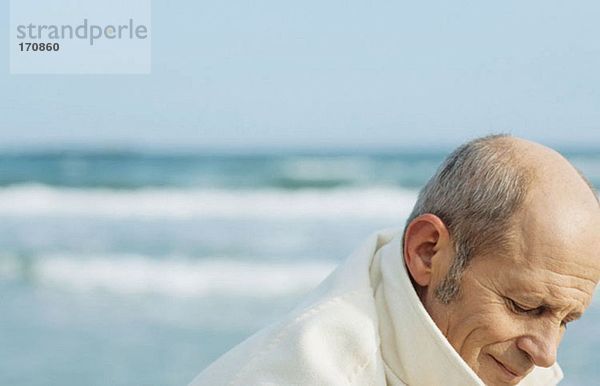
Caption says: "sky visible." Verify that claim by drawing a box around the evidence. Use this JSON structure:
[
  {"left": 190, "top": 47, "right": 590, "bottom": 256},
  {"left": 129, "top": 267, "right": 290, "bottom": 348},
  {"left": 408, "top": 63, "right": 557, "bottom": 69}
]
[{"left": 1, "top": 1, "right": 599, "bottom": 150}]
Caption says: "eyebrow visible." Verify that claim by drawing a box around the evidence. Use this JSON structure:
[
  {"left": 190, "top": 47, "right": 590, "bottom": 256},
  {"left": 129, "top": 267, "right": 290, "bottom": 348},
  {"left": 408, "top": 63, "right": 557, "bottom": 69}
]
[
  {"left": 514, "top": 294, "right": 585, "bottom": 320},
  {"left": 563, "top": 310, "right": 583, "bottom": 321},
  {"left": 538, "top": 303, "right": 583, "bottom": 321}
]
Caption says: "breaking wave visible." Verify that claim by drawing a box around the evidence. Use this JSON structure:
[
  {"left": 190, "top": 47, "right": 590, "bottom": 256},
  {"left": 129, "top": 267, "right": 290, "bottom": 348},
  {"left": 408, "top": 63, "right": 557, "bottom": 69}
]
[
  {"left": 0, "top": 184, "right": 418, "bottom": 219},
  {"left": 0, "top": 253, "right": 337, "bottom": 298}
]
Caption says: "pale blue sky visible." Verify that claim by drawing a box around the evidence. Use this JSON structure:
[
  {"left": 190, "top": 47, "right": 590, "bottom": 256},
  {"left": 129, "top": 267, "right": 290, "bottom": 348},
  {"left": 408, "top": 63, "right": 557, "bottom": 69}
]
[{"left": 1, "top": 1, "right": 599, "bottom": 149}]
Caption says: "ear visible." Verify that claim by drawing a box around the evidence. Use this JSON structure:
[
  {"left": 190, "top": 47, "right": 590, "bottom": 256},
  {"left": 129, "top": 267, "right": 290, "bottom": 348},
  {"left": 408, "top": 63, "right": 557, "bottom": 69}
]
[{"left": 403, "top": 214, "right": 451, "bottom": 287}]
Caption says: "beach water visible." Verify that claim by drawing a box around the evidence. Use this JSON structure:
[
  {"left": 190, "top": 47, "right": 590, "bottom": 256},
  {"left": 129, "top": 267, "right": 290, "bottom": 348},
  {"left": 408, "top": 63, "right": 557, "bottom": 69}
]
[{"left": 0, "top": 149, "right": 598, "bottom": 385}]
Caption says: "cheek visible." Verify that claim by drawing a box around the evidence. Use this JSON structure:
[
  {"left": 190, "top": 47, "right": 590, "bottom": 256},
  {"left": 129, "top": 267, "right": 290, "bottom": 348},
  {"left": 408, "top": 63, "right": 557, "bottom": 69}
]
[
  {"left": 448, "top": 303, "right": 520, "bottom": 364},
  {"left": 467, "top": 315, "right": 526, "bottom": 375}
]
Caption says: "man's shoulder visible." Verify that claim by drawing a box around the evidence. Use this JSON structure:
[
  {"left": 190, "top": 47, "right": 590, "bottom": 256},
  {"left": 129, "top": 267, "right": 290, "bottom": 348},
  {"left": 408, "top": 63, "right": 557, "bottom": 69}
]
[
  {"left": 189, "top": 229, "right": 403, "bottom": 386},
  {"left": 190, "top": 288, "right": 385, "bottom": 386}
]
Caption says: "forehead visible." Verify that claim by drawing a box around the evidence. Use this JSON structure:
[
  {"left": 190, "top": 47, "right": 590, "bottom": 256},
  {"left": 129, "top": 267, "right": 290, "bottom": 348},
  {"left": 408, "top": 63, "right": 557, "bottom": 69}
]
[
  {"left": 492, "top": 260, "right": 596, "bottom": 305},
  {"left": 512, "top": 195, "right": 600, "bottom": 283},
  {"left": 489, "top": 204, "right": 600, "bottom": 309}
]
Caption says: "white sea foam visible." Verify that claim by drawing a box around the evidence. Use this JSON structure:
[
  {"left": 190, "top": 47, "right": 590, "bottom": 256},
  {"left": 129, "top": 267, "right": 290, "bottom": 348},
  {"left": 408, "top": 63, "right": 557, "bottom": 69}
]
[
  {"left": 1, "top": 253, "right": 337, "bottom": 297},
  {"left": 0, "top": 184, "right": 418, "bottom": 219}
]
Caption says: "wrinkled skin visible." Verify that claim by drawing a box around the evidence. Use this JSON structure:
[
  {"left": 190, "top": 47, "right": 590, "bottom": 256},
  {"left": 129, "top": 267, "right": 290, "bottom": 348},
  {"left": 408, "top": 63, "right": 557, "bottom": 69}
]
[{"left": 404, "top": 138, "right": 600, "bottom": 386}]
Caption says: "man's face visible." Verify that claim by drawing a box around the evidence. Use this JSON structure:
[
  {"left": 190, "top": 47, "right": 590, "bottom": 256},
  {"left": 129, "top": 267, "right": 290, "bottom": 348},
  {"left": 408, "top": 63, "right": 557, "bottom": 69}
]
[{"left": 423, "top": 209, "right": 600, "bottom": 386}]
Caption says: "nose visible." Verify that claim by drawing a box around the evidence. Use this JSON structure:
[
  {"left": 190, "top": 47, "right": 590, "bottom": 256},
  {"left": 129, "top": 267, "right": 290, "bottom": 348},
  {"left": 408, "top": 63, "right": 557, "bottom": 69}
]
[{"left": 516, "top": 324, "right": 561, "bottom": 368}]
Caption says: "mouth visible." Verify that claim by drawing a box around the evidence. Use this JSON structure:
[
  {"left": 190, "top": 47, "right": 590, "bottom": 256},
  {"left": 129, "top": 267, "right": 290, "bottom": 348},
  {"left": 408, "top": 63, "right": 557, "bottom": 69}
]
[{"left": 489, "top": 354, "right": 524, "bottom": 382}]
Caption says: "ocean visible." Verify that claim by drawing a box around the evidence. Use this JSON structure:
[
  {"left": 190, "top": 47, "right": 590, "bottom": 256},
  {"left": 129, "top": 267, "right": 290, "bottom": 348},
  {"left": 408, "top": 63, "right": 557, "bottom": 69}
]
[{"left": 0, "top": 149, "right": 598, "bottom": 386}]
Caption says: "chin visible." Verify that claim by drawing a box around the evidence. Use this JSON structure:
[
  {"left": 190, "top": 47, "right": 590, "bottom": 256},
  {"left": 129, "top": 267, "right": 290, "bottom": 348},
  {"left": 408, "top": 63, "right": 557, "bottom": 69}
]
[
  {"left": 476, "top": 356, "right": 525, "bottom": 386},
  {"left": 478, "top": 375, "right": 522, "bottom": 386}
]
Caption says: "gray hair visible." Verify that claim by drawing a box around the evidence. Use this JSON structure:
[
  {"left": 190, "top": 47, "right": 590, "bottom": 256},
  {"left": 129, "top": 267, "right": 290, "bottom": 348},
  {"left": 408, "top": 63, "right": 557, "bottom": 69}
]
[{"left": 402, "top": 134, "right": 534, "bottom": 303}]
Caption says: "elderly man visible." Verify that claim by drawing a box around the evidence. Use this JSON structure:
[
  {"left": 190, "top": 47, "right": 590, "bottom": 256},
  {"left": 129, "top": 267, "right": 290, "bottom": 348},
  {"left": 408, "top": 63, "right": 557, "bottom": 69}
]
[{"left": 189, "top": 135, "right": 600, "bottom": 386}]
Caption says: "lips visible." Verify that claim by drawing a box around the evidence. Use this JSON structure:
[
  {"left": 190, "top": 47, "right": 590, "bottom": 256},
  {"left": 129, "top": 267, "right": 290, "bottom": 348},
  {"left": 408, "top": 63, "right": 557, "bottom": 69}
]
[{"left": 489, "top": 354, "right": 526, "bottom": 379}]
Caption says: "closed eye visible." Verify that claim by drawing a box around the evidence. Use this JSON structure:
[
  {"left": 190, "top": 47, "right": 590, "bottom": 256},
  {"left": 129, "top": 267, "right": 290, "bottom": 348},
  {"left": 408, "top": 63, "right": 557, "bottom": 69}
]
[
  {"left": 506, "top": 298, "right": 581, "bottom": 330},
  {"left": 506, "top": 298, "right": 545, "bottom": 317}
]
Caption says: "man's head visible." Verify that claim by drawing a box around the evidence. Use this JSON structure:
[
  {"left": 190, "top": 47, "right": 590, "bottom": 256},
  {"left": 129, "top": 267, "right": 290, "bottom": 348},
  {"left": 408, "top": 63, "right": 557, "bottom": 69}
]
[{"left": 402, "top": 135, "right": 600, "bottom": 386}]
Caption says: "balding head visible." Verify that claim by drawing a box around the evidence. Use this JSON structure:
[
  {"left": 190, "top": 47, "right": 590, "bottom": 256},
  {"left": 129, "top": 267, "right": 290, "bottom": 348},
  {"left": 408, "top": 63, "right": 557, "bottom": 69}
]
[
  {"left": 507, "top": 137, "right": 599, "bottom": 208},
  {"left": 507, "top": 138, "right": 600, "bottom": 287},
  {"left": 403, "top": 134, "right": 599, "bottom": 303}
]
